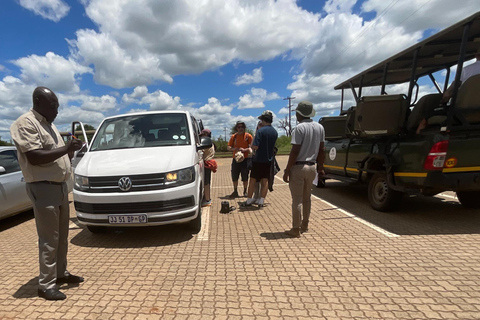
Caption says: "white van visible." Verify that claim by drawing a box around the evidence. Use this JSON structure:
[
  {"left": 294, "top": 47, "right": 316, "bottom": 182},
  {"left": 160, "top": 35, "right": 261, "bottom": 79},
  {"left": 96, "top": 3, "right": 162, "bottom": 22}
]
[{"left": 72, "top": 110, "right": 212, "bottom": 233}]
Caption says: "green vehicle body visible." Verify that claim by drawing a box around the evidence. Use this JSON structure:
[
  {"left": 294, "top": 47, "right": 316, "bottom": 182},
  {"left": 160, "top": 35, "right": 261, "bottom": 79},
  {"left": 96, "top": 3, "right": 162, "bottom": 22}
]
[{"left": 320, "top": 12, "right": 480, "bottom": 211}]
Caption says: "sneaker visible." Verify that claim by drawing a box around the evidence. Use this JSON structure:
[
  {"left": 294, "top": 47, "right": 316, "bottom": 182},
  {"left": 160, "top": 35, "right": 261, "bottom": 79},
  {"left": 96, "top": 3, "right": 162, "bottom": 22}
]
[
  {"left": 201, "top": 199, "right": 212, "bottom": 207},
  {"left": 229, "top": 191, "right": 239, "bottom": 198}
]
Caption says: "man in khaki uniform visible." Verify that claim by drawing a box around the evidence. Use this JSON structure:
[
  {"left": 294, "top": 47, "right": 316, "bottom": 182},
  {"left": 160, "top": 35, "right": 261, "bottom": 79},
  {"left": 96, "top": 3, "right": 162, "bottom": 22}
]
[
  {"left": 283, "top": 101, "right": 325, "bottom": 238},
  {"left": 10, "top": 87, "right": 84, "bottom": 300}
]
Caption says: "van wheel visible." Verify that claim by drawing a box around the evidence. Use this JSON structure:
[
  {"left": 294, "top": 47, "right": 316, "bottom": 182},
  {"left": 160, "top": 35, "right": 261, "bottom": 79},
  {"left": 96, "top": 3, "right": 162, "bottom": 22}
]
[
  {"left": 457, "top": 191, "right": 480, "bottom": 208},
  {"left": 189, "top": 206, "right": 202, "bottom": 234},
  {"left": 87, "top": 225, "right": 107, "bottom": 233},
  {"left": 368, "top": 173, "right": 402, "bottom": 212}
]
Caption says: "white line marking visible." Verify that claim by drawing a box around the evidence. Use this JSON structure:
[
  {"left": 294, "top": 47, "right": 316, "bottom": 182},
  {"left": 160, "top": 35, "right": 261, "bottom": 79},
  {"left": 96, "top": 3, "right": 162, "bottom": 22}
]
[
  {"left": 437, "top": 193, "right": 458, "bottom": 200},
  {"left": 314, "top": 196, "right": 399, "bottom": 238},
  {"left": 197, "top": 206, "right": 210, "bottom": 241}
]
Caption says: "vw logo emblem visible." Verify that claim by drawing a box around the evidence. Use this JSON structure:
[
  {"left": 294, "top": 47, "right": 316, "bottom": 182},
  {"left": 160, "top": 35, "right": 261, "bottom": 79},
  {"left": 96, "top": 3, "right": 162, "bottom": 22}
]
[{"left": 118, "top": 177, "right": 132, "bottom": 191}]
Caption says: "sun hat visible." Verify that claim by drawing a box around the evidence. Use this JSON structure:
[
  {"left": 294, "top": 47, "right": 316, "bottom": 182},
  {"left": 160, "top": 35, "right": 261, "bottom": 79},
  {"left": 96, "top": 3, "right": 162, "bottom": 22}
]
[
  {"left": 258, "top": 110, "right": 273, "bottom": 123},
  {"left": 234, "top": 151, "right": 245, "bottom": 163},
  {"left": 235, "top": 121, "right": 246, "bottom": 128},
  {"left": 200, "top": 129, "right": 211, "bottom": 137},
  {"left": 295, "top": 101, "right": 316, "bottom": 118}
]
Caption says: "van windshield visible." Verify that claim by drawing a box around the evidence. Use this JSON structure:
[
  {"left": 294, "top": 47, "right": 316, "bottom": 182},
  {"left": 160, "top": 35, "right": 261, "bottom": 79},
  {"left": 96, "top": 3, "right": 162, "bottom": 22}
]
[{"left": 90, "top": 113, "right": 191, "bottom": 151}]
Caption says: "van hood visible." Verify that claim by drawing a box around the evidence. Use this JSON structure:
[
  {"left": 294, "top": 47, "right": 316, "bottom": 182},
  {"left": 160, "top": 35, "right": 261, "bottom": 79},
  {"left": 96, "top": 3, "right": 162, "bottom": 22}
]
[{"left": 75, "top": 146, "right": 198, "bottom": 177}]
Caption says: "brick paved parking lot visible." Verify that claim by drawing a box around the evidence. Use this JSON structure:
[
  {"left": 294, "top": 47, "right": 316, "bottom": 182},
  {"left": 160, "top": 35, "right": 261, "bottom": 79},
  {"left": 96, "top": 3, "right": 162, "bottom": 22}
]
[{"left": 1, "top": 155, "right": 480, "bottom": 319}]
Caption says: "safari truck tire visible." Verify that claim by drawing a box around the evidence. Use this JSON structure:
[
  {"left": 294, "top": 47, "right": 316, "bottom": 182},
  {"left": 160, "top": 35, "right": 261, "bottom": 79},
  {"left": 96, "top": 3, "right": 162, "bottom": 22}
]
[
  {"left": 368, "top": 173, "right": 402, "bottom": 212},
  {"left": 456, "top": 191, "right": 480, "bottom": 209}
]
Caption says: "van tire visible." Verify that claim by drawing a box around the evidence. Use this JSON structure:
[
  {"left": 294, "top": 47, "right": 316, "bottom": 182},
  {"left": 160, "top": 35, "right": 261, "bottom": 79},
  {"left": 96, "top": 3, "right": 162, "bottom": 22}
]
[
  {"left": 87, "top": 225, "right": 107, "bottom": 233},
  {"left": 457, "top": 191, "right": 480, "bottom": 208},
  {"left": 189, "top": 207, "right": 202, "bottom": 234},
  {"left": 368, "top": 173, "right": 402, "bottom": 212}
]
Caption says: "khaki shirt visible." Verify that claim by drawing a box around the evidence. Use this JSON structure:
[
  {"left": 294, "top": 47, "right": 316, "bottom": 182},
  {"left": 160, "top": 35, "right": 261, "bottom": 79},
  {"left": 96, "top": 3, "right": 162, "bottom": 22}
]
[{"left": 10, "top": 109, "right": 72, "bottom": 183}]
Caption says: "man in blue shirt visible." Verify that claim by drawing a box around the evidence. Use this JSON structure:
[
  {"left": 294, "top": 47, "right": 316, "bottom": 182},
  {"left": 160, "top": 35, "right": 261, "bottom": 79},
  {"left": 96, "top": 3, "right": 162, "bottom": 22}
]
[{"left": 243, "top": 110, "right": 278, "bottom": 207}]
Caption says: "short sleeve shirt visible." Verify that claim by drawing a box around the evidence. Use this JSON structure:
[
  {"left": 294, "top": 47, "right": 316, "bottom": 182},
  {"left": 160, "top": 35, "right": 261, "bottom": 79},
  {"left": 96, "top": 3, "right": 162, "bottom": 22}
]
[
  {"left": 460, "top": 61, "right": 480, "bottom": 83},
  {"left": 228, "top": 132, "right": 253, "bottom": 158},
  {"left": 10, "top": 109, "right": 72, "bottom": 183},
  {"left": 291, "top": 119, "right": 325, "bottom": 163},
  {"left": 253, "top": 125, "right": 278, "bottom": 163}
]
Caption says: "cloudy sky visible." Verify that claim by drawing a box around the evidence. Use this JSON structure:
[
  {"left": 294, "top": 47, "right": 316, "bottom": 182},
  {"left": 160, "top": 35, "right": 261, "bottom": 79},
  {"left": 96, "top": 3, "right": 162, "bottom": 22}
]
[{"left": 1, "top": 0, "right": 479, "bottom": 141}]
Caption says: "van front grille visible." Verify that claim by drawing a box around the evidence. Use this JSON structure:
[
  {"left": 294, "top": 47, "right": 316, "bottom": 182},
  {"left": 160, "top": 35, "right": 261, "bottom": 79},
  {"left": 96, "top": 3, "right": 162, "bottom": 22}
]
[{"left": 74, "top": 196, "right": 195, "bottom": 214}]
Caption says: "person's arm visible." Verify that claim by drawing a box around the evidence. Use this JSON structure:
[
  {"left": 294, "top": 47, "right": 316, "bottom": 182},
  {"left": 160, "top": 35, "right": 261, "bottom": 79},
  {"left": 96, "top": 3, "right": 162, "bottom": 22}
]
[
  {"left": 283, "top": 144, "right": 301, "bottom": 183},
  {"left": 25, "top": 139, "right": 83, "bottom": 165},
  {"left": 227, "top": 134, "right": 238, "bottom": 152},
  {"left": 316, "top": 142, "right": 325, "bottom": 177}
]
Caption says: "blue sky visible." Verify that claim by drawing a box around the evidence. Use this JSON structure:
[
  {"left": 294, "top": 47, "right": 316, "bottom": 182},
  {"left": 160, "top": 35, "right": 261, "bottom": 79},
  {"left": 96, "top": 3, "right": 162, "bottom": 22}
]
[{"left": 1, "top": 0, "right": 479, "bottom": 141}]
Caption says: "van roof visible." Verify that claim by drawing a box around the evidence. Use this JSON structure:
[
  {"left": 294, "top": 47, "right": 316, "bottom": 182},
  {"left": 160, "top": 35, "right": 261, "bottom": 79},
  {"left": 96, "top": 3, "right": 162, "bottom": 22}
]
[
  {"left": 104, "top": 110, "right": 191, "bottom": 121},
  {"left": 335, "top": 11, "right": 480, "bottom": 90}
]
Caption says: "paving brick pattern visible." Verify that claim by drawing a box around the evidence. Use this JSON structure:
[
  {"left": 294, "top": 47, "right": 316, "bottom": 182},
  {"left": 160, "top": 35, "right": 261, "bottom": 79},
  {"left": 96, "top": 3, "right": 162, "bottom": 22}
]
[{"left": 1, "top": 155, "right": 479, "bottom": 319}]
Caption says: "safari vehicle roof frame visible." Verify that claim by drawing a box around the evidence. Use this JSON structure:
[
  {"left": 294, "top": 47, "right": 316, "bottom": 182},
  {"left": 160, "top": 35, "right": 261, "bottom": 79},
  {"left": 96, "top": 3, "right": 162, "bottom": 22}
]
[{"left": 335, "top": 11, "right": 480, "bottom": 131}]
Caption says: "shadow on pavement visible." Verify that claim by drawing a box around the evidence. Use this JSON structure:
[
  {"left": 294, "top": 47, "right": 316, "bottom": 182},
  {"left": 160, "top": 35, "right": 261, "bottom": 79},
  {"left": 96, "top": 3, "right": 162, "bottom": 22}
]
[
  {"left": 13, "top": 277, "right": 38, "bottom": 299},
  {"left": 313, "top": 180, "right": 480, "bottom": 236},
  {"left": 70, "top": 224, "right": 194, "bottom": 248},
  {"left": 0, "top": 209, "right": 34, "bottom": 232},
  {"left": 260, "top": 231, "right": 293, "bottom": 240}
]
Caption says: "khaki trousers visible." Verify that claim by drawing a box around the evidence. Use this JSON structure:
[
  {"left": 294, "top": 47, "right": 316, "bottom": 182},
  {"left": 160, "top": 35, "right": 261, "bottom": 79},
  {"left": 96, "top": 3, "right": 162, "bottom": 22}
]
[
  {"left": 289, "top": 164, "right": 317, "bottom": 229},
  {"left": 26, "top": 182, "right": 70, "bottom": 290}
]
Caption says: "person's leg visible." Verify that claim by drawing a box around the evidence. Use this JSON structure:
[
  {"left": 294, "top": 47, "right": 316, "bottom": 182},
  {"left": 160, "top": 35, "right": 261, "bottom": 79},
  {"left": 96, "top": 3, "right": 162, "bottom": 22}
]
[
  {"left": 56, "top": 183, "right": 70, "bottom": 278},
  {"left": 230, "top": 159, "right": 240, "bottom": 197},
  {"left": 26, "top": 184, "right": 63, "bottom": 290},
  {"left": 288, "top": 165, "right": 304, "bottom": 229},
  {"left": 240, "top": 161, "right": 249, "bottom": 196},
  {"left": 301, "top": 165, "right": 317, "bottom": 232}
]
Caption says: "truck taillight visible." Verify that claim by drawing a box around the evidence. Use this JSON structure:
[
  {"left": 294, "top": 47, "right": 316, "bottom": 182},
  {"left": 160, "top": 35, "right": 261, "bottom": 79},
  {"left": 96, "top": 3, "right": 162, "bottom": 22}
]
[{"left": 423, "top": 140, "right": 449, "bottom": 170}]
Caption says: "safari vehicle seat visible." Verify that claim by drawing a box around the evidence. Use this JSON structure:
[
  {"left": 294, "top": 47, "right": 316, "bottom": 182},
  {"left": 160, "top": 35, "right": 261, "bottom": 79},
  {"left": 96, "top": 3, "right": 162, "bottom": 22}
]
[
  {"left": 319, "top": 116, "right": 348, "bottom": 140},
  {"left": 353, "top": 94, "right": 409, "bottom": 137},
  {"left": 406, "top": 93, "right": 443, "bottom": 133},
  {"left": 456, "top": 74, "right": 480, "bottom": 124}
]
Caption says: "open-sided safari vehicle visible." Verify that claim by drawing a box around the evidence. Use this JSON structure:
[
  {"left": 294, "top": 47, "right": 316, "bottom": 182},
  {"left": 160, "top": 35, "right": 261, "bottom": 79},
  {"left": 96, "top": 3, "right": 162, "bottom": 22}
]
[{"left": 320, "top": 11, "right": 480, "bottom": 211}]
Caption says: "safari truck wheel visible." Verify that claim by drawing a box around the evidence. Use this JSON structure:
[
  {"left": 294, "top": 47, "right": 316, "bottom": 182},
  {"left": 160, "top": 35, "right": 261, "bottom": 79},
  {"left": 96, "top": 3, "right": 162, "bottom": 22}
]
[
  {"left": 368, "top": 173, "right": 402, "bottom": 212},
  {"left": 456, "top": 191, "right": 480, "bottom": 208}
]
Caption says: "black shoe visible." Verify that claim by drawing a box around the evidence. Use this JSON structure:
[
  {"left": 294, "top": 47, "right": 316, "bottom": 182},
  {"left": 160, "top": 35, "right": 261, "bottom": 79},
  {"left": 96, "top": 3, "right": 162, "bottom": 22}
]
[
  {"left": 56, "top": 274, "right": 84, "bottom": 284},
  {"left": 229, "top": 191, "right": 239, "bottom": 198},
  {"left": 243, "top": 190, "right": 248, "bottom": 197},
  {"left": 38, "top": 288, "right": 66, "bottom": 301}
]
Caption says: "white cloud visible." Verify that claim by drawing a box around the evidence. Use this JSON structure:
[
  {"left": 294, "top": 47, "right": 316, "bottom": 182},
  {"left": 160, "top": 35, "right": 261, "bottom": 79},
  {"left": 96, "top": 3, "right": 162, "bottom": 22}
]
[
  {"left": 18, "top": 0, "right": 70, "bottom": 22},
  {"left": 12, "top": 52, "right": 92, "bottom": 93},
  {"left": 122, "top": 87, "right": 181, "bottom": 110},
  {"left": 234, "top": 67, "right": 263, "bottom": 86},
  {"left": 237, "top": 88, "right": 280, "bottom": 110},
  {"left": 69, "top": 0, "right": 321, "bottom": 88}
]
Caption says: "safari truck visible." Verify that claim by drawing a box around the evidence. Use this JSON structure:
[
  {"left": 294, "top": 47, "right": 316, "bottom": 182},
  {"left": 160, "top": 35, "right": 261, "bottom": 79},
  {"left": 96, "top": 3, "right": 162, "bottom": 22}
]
[{"left": 319, "top": 11, "right": 480, "bottom": 211}]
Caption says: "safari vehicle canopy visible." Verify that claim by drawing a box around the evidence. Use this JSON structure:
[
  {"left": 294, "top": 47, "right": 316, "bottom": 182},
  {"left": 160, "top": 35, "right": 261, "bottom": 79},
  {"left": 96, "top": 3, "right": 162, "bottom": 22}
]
[
  {"left": 320, "top": 11, "right": 480, "bottom": 211},
  {"left": 331, "top": 10, "right": 480, "bottom": 134}
]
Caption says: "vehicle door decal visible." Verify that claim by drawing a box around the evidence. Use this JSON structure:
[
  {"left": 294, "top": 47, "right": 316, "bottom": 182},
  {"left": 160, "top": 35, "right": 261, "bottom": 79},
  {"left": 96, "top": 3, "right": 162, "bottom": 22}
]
[{"left": 329, "top": 147, "right": 337, "bottom": 161}]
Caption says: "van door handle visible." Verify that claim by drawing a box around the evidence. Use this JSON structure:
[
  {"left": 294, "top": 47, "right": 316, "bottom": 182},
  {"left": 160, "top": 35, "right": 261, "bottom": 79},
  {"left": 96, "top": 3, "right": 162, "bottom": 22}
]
[{"left": 341, "top": 143, "right": 347, "bottom": 148}]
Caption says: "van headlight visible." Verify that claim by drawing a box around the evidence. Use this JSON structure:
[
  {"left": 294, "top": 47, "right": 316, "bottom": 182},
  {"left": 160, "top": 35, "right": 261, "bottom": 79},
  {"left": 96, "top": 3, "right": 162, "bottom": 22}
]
[
  {"left": 165, "top": 167, "right": 195, "bottom": 185},
  {"left": 74, "top": 174, "right": 90, "bottom": 191}
]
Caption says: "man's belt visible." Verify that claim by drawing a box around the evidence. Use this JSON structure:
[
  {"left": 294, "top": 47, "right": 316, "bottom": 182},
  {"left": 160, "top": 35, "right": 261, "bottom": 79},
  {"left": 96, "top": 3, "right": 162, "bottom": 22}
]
[{"left": 295, "top": 161, "right": 316, "bottom": 166}]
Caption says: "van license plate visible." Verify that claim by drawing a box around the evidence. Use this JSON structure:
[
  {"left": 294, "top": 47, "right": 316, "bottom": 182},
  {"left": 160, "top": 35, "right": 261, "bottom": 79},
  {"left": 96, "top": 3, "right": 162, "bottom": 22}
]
[{"left": 108, "top": 214, "right": 148, "bottom": 224}]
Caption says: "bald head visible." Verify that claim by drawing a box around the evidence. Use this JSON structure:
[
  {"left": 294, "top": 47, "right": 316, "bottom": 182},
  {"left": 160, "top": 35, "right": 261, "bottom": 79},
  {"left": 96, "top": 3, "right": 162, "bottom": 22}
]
[{"left": 32, "top": 86, "right": 59, "bottom": 123}]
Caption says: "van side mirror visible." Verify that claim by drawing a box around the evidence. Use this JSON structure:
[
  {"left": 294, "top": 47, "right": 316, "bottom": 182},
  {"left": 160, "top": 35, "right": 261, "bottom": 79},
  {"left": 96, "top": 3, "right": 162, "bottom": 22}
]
[
  {"left": 0, "top": 166, "right": 5, "bottom": 175},
  {"left": 197, "top": 137, "right": 212, "bottom": 150}
]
